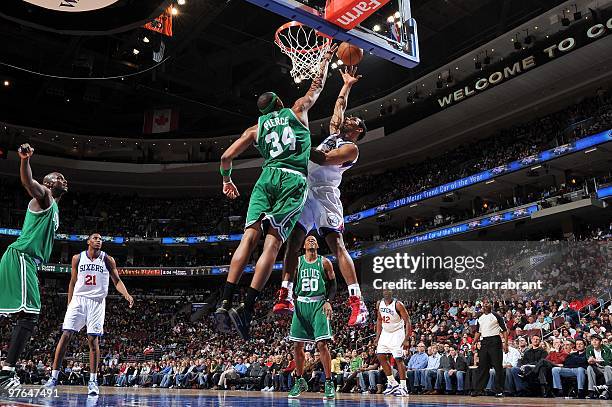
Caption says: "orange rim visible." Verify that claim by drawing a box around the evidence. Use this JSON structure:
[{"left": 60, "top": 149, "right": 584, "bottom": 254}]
[{"left": 275, "top": 21, "right": 332, "bottom": 55}]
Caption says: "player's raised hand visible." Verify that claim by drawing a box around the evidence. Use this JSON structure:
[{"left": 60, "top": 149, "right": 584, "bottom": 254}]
[
  {"left": 223, "top": 180, "right": 240, "bottom": 199},
  {"left": 340, "top": 66, "right": 361, "bottom": 86},
  {"left": 323, "top": 301, "right": 333, "bottom": 319},
  {"left": 125, "top": 294, "right": 134, "bottom": 308},
  {"left": 18, "top": 143, "right": 34, "bottom": 159},
  {"left": 324, "top": 43, "right": 339, "bottom": 61}
]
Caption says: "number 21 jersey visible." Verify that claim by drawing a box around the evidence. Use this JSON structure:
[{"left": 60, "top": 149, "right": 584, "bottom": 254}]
[
  {"left": 255, "top": 108, "right": 311, "bottom": 176},
  {"left": 73, "top": 251, "right": 110, "bottom": 300}
]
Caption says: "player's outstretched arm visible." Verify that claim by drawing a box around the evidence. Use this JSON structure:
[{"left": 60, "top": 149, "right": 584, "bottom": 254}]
[
  {"left": 220, "top": 124, "right": 257, "bottom": 200},
  {"left": 107, "top": 255, "right": 134, "bottom": 308},
  {"left": 329, "top": 66, "right": 361, "bottom": 135},
  {"left": 18, "top": 143, "right": 51, "bottom": 208},
  {"left": 292, "top": 44, "right": 338, "bottom": 117},
  {"left": 67, "top": 254, "right": 79, "bottom": 306},
  {"left": 310, "top": 143, "right": 358, "bottom": 166}
]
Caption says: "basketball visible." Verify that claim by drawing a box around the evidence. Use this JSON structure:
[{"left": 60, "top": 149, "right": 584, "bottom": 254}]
[{"left": 337, "top": 42, "right": 363, "bottom": 66}]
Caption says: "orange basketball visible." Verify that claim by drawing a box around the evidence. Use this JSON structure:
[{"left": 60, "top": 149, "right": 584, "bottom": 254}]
[{"left": 336, "top": 42, "right": 363, "bottom": 66}]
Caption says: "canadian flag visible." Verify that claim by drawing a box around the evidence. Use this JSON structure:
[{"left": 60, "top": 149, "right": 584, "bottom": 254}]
[{"left": 143, "top": 109, "right": 179, "bottom": 134}]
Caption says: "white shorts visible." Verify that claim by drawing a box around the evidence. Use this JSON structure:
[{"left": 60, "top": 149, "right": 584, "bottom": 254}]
[
  {"left": 62, "top": 295, "right": 106, "bottom": 336},
  {"left": 297, "top": 186, "right": 344, "bottom": 235},
  {"left": 376, "top": 329, "right": 405, "bottom": 358}
]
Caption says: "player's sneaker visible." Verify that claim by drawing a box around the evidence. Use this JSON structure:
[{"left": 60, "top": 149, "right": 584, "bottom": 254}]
[
  {"left": 0, "top": 371, "right": 20, "bottom": 390},
  {"left": 43, "top": 376, "right": 58, "bottom": 388},
  {"left": 383, "top": 383, "right": 399, "bottom": 395},
  {"left": 229, "top": 304, "right": 252, "bottom": 341},
  {"left": 88, "top": 380, "right": 99, "bottom": 396},
  {"left": 324, "top": 380, "right": 335, "bottom": 400},
  {"left": 273, "top": 288, "right": 294, "bottom": 315},
  {"left": 214, "top": 300, "right": 232, "bottom": 333},
  {"left": 288, "top": 377, "right": 308, "bottom": 398},
  {"left": 347, "top": 296, "right": 368, "bottom": 326},
  {"left": 394, "top": 386, "right": 409, "bottom": 397}
]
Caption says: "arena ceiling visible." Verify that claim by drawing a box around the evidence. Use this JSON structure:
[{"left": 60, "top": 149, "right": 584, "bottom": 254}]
[{"left": 0, "top": 0, "right": 567, "bottom": 139}]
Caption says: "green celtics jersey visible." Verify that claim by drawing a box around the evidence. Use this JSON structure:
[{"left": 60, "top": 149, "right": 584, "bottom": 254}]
[
  {"left": 9, "top": 200, "right": 59, "bottom": 262},
  {"left": 255, "top": 108, "right": 311, "bottom": 175},
  {"left": 294, "top": 254, "right": 327, "bottom": 297}
]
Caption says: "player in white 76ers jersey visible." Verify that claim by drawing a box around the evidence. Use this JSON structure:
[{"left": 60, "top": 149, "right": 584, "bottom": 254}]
[
  {"left": 274, "top": 66, "right": 369, "bottom": 327},
  {"left": 44, "top": 233, "right": 133, "bottom": 396},
  {"left": 376, "top": 289, "right": 412, "bottom": 397}
]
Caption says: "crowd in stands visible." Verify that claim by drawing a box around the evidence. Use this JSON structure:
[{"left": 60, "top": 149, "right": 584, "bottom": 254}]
[
  {"left": 1, "top": 90, "right": 610, "bottom": 240},
  {"left": 342, "top": 90, "right": 612, "bottom": 212},
  {"left": 1, "top": 230, "right": 610, "bottom": 399}
]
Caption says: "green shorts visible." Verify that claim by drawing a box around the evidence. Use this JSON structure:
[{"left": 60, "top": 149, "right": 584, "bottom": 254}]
[
  {"left": 289, "top": 298, "right": 333, "bottom": 343},
  {"left": 0, "top": 247, "right": 41, "bottom": 314},
  {"left": 245, "top": 167, "right": 308, "bottom": 242}
]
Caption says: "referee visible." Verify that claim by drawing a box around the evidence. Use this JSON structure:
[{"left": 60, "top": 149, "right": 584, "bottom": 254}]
[{"left": 472, "top": 302, "right": 508, "bottom": 397}]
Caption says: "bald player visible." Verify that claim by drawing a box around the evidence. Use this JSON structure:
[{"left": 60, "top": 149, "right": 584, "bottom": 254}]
[{"left": 0, "top": 144, "right": 68, "bottom": 390}]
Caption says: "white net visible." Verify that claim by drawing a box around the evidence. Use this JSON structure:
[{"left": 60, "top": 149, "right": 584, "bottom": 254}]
[{"left": 275, "top": 22, "right": 331, "bottom": 83}]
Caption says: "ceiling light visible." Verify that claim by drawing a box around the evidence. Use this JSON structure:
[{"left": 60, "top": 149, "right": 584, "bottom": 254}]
[
  {"left": 143, "top": 36, "right": 150, "bottom": 43},
  {"left": 177, "top": 0, "right": 186, "bottom": 4},
  {"left": 133, "top": 48, "right": 140, "bottom": 55},
  {"left": 171, "top": 7, "right": 178, "bottom": 15},
  {"left": 294, "top": 77, "right": 301, "bottom": 84},
  {"left": 2, "top": 80, "right": 9, "bottom": 87},
  {"left": 373, "top": 24, "right": 381, "bottom": 32}
]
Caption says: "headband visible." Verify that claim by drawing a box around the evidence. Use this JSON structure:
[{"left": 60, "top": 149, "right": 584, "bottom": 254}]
[{"left": 259, "top": 92, "right": 278, "bottom": 114}]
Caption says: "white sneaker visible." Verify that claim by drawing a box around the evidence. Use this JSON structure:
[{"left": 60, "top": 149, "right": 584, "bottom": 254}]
[
  {"left": 383, "top": 383, "right": 399, "bottom": 395},
  {"left": 394, "top": 386, "right": 409, "bottom": 397},
  {"left": 267, "top": 387, "right": 275, "bottom": 392},
  {"left": 88, "top": 381, "right": 99, "bottom": 396},
  {"left": 261, "top": 386, "right": 269, "bottom": 392},
  {"left": 43, "top": 377, "right": 58, "bottom": 388}
]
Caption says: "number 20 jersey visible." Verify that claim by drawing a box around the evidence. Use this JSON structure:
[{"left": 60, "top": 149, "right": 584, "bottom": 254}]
[
  {"left": 73, "top": 251, "right": 110, "bottom": 300},
  {"left": 255, "top": 108, "right": 311, "bottom": 175}
]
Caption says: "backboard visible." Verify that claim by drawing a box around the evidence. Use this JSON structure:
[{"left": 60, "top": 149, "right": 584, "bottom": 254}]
[{"left": 244, "top": 0, "right": 420, "bottom": 68}]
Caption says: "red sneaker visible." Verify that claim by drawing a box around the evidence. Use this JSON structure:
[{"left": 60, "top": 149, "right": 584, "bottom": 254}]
[
  {"left": 273, "top": 287, "right": 294, "bottom": 315},
  {"left": 348, "top": 295, "right": 369, "bottom": 326}
]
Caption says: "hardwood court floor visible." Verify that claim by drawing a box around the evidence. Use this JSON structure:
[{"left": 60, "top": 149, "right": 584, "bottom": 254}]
[{"left": 1, "top": 386, "right": 610, "bottom": 406}]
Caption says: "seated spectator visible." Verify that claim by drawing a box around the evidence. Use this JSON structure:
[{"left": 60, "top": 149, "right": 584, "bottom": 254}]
[
  {"left": 358, "top": 348, "right": 381, "bottom": 394},
  {"left": 443, "top": 347, "right": 467, "bottom": 395},
  {"left": 510, "top": 335, "right": 548, "bottom": 396},
  {"left": 552, "top": 338, "right": 588, "bottom": 398},
  {"left": 418, "top": 345, "right": 441, "bottom": 394},
  {"left": 406, "top": 342, "right": 428, "bottom": 392},
  {"left": 586, "top": 334, "right": 612, "bottom": 398}
]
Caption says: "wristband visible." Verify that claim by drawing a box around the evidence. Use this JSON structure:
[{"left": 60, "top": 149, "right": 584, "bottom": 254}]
[{"left": 220, "top": 166, "right": 232, "bottom": 177}]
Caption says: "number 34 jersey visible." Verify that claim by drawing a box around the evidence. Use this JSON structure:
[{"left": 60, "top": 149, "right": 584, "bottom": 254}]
[
  {"left": 255, "top": 108, "right": 311, "bottom": 175},
  {"left": 73, "top": 251, "right": 111, "bottom": 300}
]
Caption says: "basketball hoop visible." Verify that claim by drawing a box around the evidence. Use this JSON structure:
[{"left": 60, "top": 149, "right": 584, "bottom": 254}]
[{"left": 275, "top": 21, "right": 332, "bottom": 83}]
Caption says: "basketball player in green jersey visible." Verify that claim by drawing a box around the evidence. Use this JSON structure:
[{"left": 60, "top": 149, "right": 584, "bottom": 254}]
[
  {"left": 214, "top": 44, "right": 337, "bottom": 341},
  {"left": 0, "top": 144, "right": 68, "bottom": 390},
  {"left": 287, "top": 235, "right": 336, "bottom": 400}
]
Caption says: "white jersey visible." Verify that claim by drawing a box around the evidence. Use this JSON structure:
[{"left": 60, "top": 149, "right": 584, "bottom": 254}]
[
  {"left": 307, "top": 134, "right": 358, "bottom": 189},
  {"left": 379, "top": 299, "right": 404, "bottom": 333},
  {"left": 73, "top": 251, "right": 110, "bottom": 300}
]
